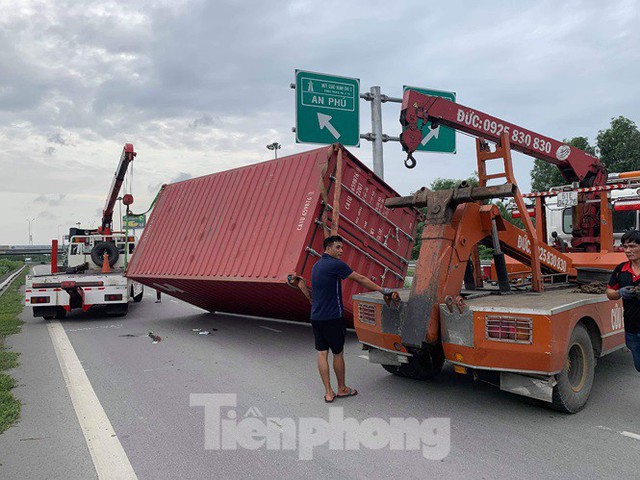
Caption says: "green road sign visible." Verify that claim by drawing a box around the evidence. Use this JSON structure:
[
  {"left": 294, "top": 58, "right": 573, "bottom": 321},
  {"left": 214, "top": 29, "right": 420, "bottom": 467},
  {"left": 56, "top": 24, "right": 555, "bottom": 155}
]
[
  {"left": 123, "top": 214, "right": 146, "bottom": 229},
  {"left": 403, "top": 86, "right": 456, "bottom": 153},
  {"left": 295, "top": 70, "right": 360, "bottom": 146}
]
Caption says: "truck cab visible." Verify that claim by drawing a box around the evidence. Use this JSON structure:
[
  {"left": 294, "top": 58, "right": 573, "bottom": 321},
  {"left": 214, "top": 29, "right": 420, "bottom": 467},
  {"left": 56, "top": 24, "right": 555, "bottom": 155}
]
[
  {"left": 67, "top": 233, "right": 136, "bottom": 269},
  {"left": 545, "top": 187, "right": 640, "bottom": 248}
]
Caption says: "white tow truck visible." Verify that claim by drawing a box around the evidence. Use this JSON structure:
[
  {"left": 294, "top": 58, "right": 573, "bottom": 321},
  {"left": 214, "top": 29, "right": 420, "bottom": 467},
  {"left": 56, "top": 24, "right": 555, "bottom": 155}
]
[
  {"left": 25, "top": 143, "right": 144, "bottom": 319},
  {"left": 25, "top": 232, "right": 143, "bottom": 318}
]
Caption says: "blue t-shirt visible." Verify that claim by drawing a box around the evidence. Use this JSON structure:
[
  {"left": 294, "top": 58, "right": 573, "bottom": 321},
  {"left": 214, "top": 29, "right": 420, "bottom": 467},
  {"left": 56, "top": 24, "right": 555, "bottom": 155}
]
[{"left": 310, "top": 253, "right": 353, "bottom": 320}]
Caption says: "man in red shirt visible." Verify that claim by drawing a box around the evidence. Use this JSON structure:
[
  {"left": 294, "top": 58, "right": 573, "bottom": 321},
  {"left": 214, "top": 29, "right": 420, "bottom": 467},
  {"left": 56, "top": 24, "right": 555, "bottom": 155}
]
[{"left": 606, "top": 230, "right": 640, "bottom": 372}]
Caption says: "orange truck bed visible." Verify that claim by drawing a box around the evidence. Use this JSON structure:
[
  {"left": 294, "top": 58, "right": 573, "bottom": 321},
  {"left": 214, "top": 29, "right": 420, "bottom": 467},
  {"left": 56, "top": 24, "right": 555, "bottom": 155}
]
[{"left": 354, "top": 287, "right": 625, "bottom": 405}]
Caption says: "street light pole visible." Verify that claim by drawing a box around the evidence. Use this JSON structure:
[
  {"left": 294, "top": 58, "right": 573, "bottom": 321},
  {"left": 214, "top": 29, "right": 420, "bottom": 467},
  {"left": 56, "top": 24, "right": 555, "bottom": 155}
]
[
  {"left": 266, "top": 142, "right": 281, "bottom": 159},
  {"left": 117, "top": 196, "right": 123, "bottom": 232},
  {"left": 26, "top": 218, "right": 34, "bottom": 245}
]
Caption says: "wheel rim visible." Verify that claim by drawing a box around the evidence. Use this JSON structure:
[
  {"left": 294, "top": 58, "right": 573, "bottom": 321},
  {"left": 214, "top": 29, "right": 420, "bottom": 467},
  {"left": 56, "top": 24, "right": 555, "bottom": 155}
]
[{"left": 566, "top": 343, "right": 587, "bottom": 392}]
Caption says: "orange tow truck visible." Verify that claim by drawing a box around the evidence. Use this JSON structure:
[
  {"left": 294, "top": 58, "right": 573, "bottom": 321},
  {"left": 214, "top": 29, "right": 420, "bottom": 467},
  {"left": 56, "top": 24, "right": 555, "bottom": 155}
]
[{"left": 354, "top": 91, "right": 638, "bottom": 412}]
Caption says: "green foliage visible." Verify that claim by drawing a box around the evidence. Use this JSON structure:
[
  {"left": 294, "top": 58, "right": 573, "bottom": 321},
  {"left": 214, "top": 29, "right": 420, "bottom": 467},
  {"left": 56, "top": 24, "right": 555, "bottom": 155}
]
[
  {"left": 0, "top": 380, "right": 21, "bottom": 433},
  {"left": 478, "top": 244, "right": 493, "bottom": 260},
  {"left": 0, "top": 373, "right": 17, "bottom": 391},
  {"left": 0, "top": 271, "right": 25, "bottom": 433},
  {"left": 530, "top": 137, "right": 596, "bottom": 192},
  {"left": 411, "top": 175, "right": 479, "bottom": 260},
  {"left": 411, "top": 220, "right": 425, "bottom": 260},
  {"left": 530, "top": 118, "right": 640, "bottom": 191},
  {"left": 495, "top": 200, "right": 524, "bottom": 229},
  {"left": 0, "top": 259, "right": 22, "bottom": 278},
  {"left": 530, "top": 159, "right": 562, "bottom": 193},
  {"left": 0, "top": 351, "right": 19, "bottom": 371},
  {"left": 568, "top": 136, "right": 597, "bottom": 155},
  {"left": 430, "top": 176, "right": 479, "bottom": 190},
  {"left": 0, "top": 274, "right": 26, "bottom": 336},
  {"left": 597, "top": 116, "right": 640, "bottom": 174}
]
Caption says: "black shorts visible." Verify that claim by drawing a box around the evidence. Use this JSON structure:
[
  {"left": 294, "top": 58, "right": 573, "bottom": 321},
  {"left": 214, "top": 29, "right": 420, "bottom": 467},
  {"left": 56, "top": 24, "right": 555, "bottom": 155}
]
[{"left": 311, "top": 317, "right": 346, "bottom": 354}]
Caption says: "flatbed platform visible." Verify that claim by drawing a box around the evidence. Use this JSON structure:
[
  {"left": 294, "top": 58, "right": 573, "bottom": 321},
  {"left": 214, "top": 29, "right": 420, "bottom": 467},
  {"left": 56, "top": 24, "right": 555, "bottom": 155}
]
[{"left": 353, "top": 287, "right": 608, "bottom": 316}]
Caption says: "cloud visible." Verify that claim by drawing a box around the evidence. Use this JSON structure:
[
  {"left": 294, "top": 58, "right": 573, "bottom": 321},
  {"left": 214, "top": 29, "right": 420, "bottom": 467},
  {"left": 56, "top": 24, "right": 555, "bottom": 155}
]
[
  {"left": 47, "top": 133, "right": 67, "bottom": 145},
  {"left": 33, "top": 194, "right": 67, "bottom": 206},
  {"left": 169, "top": 172, "right": 192, "bottom": 183},
  {"left": 36, "top": 210, "right": 58, "bottom": 220},
  {"left": 1, "top": 0, "right": 639, "bottom": 245},
  {"left": 146, "top": 171, "right": 192, "bottom": 195},
  {"left": 188, "top": 115, "right": 216, "bottom": 129}
]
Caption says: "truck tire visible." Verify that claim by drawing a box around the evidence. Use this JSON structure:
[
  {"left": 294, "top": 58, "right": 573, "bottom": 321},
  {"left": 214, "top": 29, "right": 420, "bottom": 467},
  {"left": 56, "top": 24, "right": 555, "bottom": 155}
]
[
  {"left": 106, "top": 303, "right": 128, "bottom": 316},
  {"left": 132, "top": 286, "right": 143, "bottom": 303},
  {"left": 34, "top": 306, "right": 56, "bottom": 320},
  {"left": 551, "top": 324, "right": 595, "bottom": 413},
  {"left": 382, "top": 364, "right": 402, "bottom": 375},
  {"left": 90, "top": 242, "right": 119, "bottom": 267},
  {"left": 396, "top": 345, "right": 445, "bottom": 380}
]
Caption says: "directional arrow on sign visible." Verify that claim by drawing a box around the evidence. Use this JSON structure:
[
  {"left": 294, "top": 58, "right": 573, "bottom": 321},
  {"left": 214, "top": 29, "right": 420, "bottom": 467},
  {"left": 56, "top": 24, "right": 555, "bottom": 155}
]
[
  {"left": 317, "top": 113, "right": 341, "bottom": 140},
  {"left": 420, "top": 125, "right": 440, "bottom": 146}
]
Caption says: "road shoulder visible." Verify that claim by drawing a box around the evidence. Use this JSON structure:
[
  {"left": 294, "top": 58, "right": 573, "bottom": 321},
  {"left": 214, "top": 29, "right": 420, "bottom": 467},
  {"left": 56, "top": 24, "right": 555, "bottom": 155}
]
[{"left": 0, "top": 307, "right": 96, "bottom": 480}]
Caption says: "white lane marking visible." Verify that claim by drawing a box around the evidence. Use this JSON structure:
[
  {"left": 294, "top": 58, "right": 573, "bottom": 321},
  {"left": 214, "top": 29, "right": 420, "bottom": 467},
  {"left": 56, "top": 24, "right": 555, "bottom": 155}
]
[
  {"left": 597, "top": 425, "right": 640, "bottom": 441},
  {"left": 67, "top": 324, "right": 122, "bottom": 332},
  {"left": 170, "top": 299, "right": 179, "bottom": 304},
  {"left": 191, "top": 306, "right": 206, "bottom": 312},
  {"left": 358, "top": 355, "right": 369, "bottom": 360},
  {"left": 47, "top": 320, "right": 137, "bottom": 479},
  {"left": 260, "top": 326, "right": 282, "bottom": 333}
]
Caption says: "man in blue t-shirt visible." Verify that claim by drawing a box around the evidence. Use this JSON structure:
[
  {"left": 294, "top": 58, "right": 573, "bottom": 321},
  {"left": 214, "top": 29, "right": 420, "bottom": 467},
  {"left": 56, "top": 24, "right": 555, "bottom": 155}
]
[{"left": 310, "top": 235, "right": 397, "bottom": 403}]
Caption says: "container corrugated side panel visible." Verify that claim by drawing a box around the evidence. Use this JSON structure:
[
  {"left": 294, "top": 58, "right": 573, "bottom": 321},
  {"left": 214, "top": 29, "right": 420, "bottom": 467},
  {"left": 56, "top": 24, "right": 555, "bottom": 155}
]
[
  {"left": 127, "top": 145, "right": 418, "bottom": 324},
  {"left": 127, "top": 149, "right": 325, "bottom": 281}
]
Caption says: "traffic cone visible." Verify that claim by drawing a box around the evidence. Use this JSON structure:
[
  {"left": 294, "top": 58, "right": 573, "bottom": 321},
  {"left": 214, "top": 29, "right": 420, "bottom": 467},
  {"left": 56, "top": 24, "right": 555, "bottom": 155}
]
[{"left": 102, "top": 252, "right": 111, "bottom": 273}]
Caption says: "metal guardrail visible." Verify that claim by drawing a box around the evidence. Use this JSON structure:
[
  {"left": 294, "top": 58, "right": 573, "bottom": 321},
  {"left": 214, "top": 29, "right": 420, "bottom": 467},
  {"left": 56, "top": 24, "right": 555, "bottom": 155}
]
[
  {"left": 0, "top": 265, "right": 26, "bottom": 297},
  {"left": 0, "top": 245, "right": 63, "bottom": 256}
]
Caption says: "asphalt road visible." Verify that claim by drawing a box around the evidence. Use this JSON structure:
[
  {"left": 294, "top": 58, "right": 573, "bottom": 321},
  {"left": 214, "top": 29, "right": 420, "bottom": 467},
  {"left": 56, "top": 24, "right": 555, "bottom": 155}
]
[{"left": 2, "top": 290, "right": 640, "bottom": 479}]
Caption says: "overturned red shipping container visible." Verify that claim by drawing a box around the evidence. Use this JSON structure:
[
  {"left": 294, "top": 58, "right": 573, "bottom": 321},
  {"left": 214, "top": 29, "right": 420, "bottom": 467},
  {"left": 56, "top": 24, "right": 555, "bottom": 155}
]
[{"left": 126, "top": 144, "right": 418, "bottom": 325}]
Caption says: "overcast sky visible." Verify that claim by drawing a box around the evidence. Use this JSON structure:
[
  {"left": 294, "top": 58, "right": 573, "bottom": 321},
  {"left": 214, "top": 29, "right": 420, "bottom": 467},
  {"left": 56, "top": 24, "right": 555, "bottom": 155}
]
[{"left": 1, "top": 0, "right": 638, "bottom": 245}]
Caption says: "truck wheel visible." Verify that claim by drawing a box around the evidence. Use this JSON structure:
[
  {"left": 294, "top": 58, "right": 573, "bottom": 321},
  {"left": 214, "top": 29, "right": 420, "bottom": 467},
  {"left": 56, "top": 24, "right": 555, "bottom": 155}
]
[
  {"left": 55, "top": 307, "right": 67, "bottom": 319},
  {"left": 551, "top": 324, "right": 595, "bottom": 413},
  {"left": 382, "top": 364, "right": 402, "bottom": 376},
  {"left": 106, "top": 303, "right": 129, "bottom": 316},
  {"left": 397, "top": 345, "right": 445, "bottom": 380},
  {"left": 34, "top": 306, "right": 55, "bottom": 319},
  {"left": 133, "top": 287, "right": 143, "bottom": 303},
  {"left": 90, "top": 242, "right": 119, "bottom": 267}
]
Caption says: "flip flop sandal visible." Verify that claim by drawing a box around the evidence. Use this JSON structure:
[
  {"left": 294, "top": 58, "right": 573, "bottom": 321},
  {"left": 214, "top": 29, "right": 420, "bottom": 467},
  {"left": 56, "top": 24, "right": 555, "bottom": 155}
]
[
  {"left": 337, "top": 388, "right": 358, "bottom": 398},
  {"left": 324, "top": 395, "right": 335, "bottom": 403}
]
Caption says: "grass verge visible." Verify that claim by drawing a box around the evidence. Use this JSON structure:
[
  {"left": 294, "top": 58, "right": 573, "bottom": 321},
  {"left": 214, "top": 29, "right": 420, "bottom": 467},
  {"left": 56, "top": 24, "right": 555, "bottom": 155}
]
[{"left": 0, "top": 269, "right": 26, "bottom": 434}]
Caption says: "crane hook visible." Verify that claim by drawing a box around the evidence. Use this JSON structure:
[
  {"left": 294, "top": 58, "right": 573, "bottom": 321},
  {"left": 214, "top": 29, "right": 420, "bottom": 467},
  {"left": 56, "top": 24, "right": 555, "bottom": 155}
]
[{"left": 404, "top": 154, "right": 417, "bottom": 169}]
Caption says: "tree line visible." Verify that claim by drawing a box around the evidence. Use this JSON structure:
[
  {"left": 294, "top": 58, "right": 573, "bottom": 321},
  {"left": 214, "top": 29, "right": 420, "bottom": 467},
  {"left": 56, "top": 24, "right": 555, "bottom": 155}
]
[{"left": 531, "top": 116, "right": 640, "bottom": 192}]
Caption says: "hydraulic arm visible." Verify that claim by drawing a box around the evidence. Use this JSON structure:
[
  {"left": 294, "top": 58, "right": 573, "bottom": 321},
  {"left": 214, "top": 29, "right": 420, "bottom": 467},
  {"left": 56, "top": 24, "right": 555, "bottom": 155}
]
[
  {"left": 399, "top": 91, "right": 608, "bottom": 251},
  {"left": 98, "top": 144, "right": 136, "bottom": 235}
]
